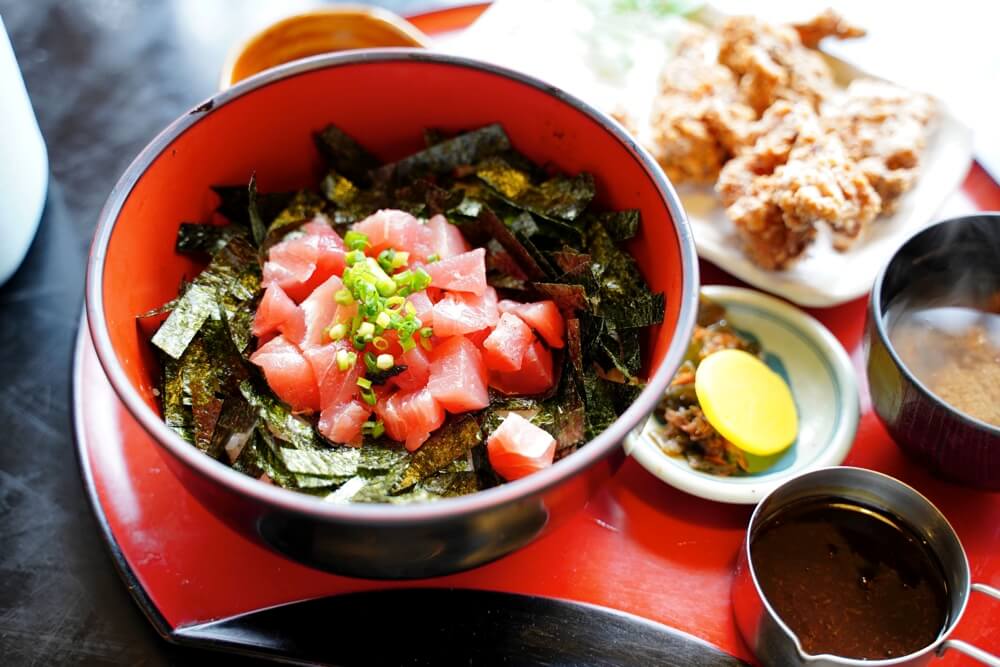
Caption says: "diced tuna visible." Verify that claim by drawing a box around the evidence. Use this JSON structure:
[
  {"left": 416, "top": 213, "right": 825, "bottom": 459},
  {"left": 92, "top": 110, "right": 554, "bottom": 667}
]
[
  {"left": 303, "top": 341, "right": 363, "bottom": 409},
  {"left": 249, "top": 334, "right": 320, "bottom": 412},
  {"left": 428, "top": 336, "right": 490, "bottom": 413},
  {"left": 299, "top": 275, "right": 343, "bottom": 348},
  {"left": 426, "top": 214, "right": 469, "bottom": 259},
  {"left": 377, "top": 387, "right": 445, "bottom": 451},
  {"left": 488, "top": 340, "right": 555, "bottom": 396},
  {"left": 253, "top": 284, "right": 306, "bottom": 345},
  {"left": 482, "top": 312, "right": 534, "bottom": 372},
  {"left": 425, "top": 247, "right": 487, "bottom": 295},
  {"left": 432, "top": 286, "right": 499, "bottom": 337},
  {"left": 351, "top": 209, "right": 433, "bottom": 259},
  {"left": 318, "top": 400, "right": 370, "bottom": 446},
  {"left": 391, "top": 345, "right": 431, "bottom": 392},
  {"left": 510, "top": 300, "right": 565, "bottom": 348},
  {"left": 487, "top": 412, "right": 556, "bottom": 481}
]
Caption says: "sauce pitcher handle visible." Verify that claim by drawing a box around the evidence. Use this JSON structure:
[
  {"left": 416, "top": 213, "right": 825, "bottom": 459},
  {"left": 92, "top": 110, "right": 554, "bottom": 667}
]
[{"left": 936, "top": 583, "right": 1000, "bottom": 666}]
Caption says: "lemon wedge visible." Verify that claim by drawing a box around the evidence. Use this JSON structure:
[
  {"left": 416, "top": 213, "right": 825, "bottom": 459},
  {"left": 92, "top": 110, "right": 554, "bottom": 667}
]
[{"left": 694, "top": 349, "right": 798, "bottom": 457}]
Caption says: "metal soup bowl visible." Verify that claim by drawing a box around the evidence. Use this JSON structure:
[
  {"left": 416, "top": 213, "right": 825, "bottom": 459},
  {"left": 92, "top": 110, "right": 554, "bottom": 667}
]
[{"left": 732, "top": 467, "right": 1000, "bottom": 666}]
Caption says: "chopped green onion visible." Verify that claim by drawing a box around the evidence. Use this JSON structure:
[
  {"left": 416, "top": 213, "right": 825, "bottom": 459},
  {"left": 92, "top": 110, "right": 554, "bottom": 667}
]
[
  {"left": 334, "top": 289, "right": 354, "bottom": 305},
  {"left": 357, "top": 377, "right": 373, "bottom": 390},
  {"left": 376, "top": 354, "right": 394, "bottom": 370},
  {"left": 405, "top": 301, "right": 417, "bottom": 316},
  {"left": 391, "top": 251, "right": 410, "bottom": 269},
  {"left": 352, "top": 336, "right": 367, "bottom": 350},
  {"left": 375, "top": 311, "right": 391, "bottom": 329},
  {"left": 328, "top": 323, "right": 348, "bottom": 341},
  {"left": 377, "top": 248, "right": 396, "bottom": 273},
  {"left": 372, "top": 336, "right": 389, "bottom": 351},
  {"left": 419, "top": 326, "right": 433, "bottom": 339},
  {"left": 420, "top": 336, "right": 433, "bottom": 352},
  {"left": 385, "top": 296, "right": 405, "bottom": 311},
  {"left": 365, "top": 257, "right": 397, "bottom": 297},
  {"left": 357, "top": 321, "right": 375, "bottom": 338},
  {"left": 426, "top": 253, "right": 440, "bottom": 263},
  {"left": 360, "top": 388, "right": 377, "bottom": 406},
  {"left": 336, "top": 349, "right": 356, "bottom": 372},
  {"left": 363, "top": 352, "right": 378, "bottom": 373},
  {"left": 400, "top": 335, "right": 416, "bottom": 353},
  {"left": 344, "top": 230, "right": 369, "bottom": 251},
  {"left": 411, "top": 267, "right": 432, "bottom": 292},
  {"left": 361, "top": 419, "right": 385, "bottom": 439},
  {"left": 345, "top": 249, "right": 366, "bottom": 266},
  {"left": 393, "top": 269, "right": 412, "bottom": 286}
]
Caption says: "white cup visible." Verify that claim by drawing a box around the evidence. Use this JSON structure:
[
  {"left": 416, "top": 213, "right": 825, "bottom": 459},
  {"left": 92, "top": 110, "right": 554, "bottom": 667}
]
[{"left": 0, "top": 16, "right": 47, "bottom": 285}]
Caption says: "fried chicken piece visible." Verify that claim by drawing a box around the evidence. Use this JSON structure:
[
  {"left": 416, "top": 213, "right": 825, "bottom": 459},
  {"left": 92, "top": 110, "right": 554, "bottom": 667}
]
[
  {"left": 717, "top": 15, "right": 837, "bottom": 114},
  {"left": 649, "top": 30, "right": 756, "bottom": 184},
  {"left": 792, "top": 9, "right": 866, "bottom": 48},
  {"left": 717, "top": 101, "right": 881, "bottom": 267},
  {"left": 823, "top": 79, "right": 935, "bottom": 213},
  {"left": 771, "top": 132, "right": 881, "bottom": 249}
]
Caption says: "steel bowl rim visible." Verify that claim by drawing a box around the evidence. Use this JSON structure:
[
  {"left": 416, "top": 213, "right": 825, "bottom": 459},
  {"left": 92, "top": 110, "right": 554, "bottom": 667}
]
[
  {"left": 85, "top": 48, "right": 700, "bottom": 525},
  {"left": 869, "top": 212, "right": 1000, "bottom": 437}
]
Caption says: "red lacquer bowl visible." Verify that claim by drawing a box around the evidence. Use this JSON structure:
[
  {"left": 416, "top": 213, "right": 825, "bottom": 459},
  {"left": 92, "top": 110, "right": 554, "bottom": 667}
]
[{"left": 85, "top": 50, "right": 699, "bottom": 579}]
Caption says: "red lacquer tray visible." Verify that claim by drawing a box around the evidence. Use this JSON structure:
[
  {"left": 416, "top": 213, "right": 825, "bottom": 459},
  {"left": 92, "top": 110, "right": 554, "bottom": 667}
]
[{"left": 73, "top": 5, "right": 1000, "bottom": 665}]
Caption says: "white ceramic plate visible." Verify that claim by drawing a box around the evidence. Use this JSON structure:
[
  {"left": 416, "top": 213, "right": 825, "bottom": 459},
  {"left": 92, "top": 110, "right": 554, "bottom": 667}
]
[
  {"left": 624, "top": 286, "right": 860, "bottom": 504},
  {"left": 445, "top": 1, "right": 975, "bottom": 307}
]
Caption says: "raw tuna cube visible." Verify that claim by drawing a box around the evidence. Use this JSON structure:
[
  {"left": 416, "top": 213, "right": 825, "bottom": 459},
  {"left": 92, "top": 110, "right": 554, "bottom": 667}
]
[
  {"left": 262, "top": 222, "right": 346, "bottom": 302},
  {"left": 253, "top": 283, "right": 306, "bottom": 345},
  {"left": 488, "top": 340, "right": 555, "bottom": 396},
  {"left": 428, "top": 336, "right": 489, "bottom": 413},
  {"left": 425, "top": 247, "right": 487, "bottom": 295},
  {"left": 303, "top": 341, "right": 363, "bottom": 409},
  {"left": 249, "top": 334, "right": 320, "bottom": 412},
  {"left": 299, "top": 275, "right": 344, "bottom": 348},
  {"left": 318, "top": 400, "right": 371, "bottom": 446},
  {"left": 426, "top": 214, "right": 469, "bottom": 259},
  {"left": 483, "top": 312, "right": 534, "bottom": 372},
  {"left": 487, "top": 412, "right": 556, "bottom": 481},
  {"left": 391, "top": 345, "right": 431, "bottom": 392},
  {"left": 377, "top": 387, "right": 445, "bottom": 451},
  {"left": 351, "top": 209, "right": 433, "bottom": 259},
  {"left": 432, "top": 286, "right": 499, "bottom": 337},
  {"left": 510, "top": 300, "right": 565, "bottom": 348}
]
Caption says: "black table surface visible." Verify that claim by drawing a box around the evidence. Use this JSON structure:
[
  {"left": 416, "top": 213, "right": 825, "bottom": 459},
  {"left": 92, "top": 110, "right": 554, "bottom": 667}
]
[{"left": 0, "top": 2, "right": 460, "bottom": 664}]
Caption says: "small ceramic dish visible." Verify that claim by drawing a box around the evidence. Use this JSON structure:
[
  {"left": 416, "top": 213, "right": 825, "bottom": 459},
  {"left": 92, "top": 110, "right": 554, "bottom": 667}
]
[
  {"left": 625, "top": 286, "right": 860, "bottom": 504},
  {"left": 220, "top": 6, "right": 431, "bottom": 89}
]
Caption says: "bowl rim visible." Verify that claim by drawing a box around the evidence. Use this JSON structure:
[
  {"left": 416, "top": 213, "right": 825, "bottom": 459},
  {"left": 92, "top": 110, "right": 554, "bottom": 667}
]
[
  {"left": 85, "top": 48, "right": 700, "bottom": 524},
  {"left": 869, "top": 212, "right": 1000, "bottom": 437},
  {"left": 625, "top": 285, "right": 860, "bottom": 504}
]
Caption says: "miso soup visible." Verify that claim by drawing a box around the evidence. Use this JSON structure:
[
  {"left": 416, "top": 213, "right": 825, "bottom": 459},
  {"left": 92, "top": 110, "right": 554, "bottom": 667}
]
[{"left": 888, "top": 279, "right": 1000, "bottom": 427}]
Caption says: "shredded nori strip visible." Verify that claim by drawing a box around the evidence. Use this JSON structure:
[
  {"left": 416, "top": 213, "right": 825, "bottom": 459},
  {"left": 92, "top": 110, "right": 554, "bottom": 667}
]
[
  {"left": 392, "top": 416, "right": 482, "bottom": 493},
  {"left": 477, "top": 156, "right": 595, "bottom": 222},
  {"left": 375, "top": 123, "right": 511, "bottom": 184},
  {"left": 314, "top": 123, "right": 381, "bottom": 185}
]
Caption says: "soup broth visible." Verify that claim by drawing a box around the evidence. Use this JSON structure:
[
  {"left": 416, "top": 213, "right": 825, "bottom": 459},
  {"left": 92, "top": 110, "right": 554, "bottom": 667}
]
[
  {"left": 751, "top": 498, "right": 949, "bottom": 659},
  {"left": 887, "top": 281, "right": 1000, "bottom": 427}
]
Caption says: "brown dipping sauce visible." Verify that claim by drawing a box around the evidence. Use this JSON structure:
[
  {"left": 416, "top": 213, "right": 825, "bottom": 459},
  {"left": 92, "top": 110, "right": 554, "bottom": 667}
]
[{"left": 751, "top": 498, "right": 949, "bottom": 659}]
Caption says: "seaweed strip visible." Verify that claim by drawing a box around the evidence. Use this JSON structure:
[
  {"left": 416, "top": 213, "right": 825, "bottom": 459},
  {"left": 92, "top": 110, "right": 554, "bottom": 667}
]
[
  {"left": 375, "top": 124, "right": 511, "bottom": 183},
  {"left": 476, "top": 156, "right": 595, "bottom": 222},
  {"left": 150, "top": 283, "right": 217, "bottom": 359},
  {"left": 596, "top": 209, "right": 640, "bottom": 242},
  {"left": 239, "top": 380, "right": 318, "bottom": 451},
  {"left": 212, "top": 184, "right": 292, "bottom": 229},
  {"left": 530, "top": 282, "right": 590, "bottom": 313},
  {"left": 175, "top": 223, "right": 248, "bottom": 255},
  {"left": 314, "top": 123, "right": 381, "bottom": 185},
  {"left": 261, "top": 190, "right": 326, "bottom": 251},
  {"left": 160, "top": 354, "right": 194, "bottom": 443},
  {"left": 247, "top": 174, "right": 268, "bottom": 246},
  {"left": 471, "top": 208, "right": 549, "bottom": 280},
  {"left": 392, "top": 415, "right": 482, "bottom": 493},
  {"left": 279, "top": 447, "right": 361, "bottom": 477}
]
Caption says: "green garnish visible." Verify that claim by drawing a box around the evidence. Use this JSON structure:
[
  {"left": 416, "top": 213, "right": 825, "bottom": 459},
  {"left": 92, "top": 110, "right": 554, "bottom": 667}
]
[{"left": 344, "top": 230, "right": 369, "bottom": 251}]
